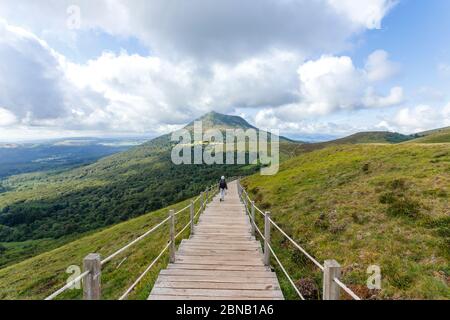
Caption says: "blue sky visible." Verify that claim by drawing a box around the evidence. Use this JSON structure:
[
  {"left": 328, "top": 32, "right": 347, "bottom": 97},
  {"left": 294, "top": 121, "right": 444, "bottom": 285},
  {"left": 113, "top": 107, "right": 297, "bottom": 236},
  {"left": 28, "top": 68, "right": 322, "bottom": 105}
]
[
  {"left": 0, "top": 0, "right": 449, "bottom": 142},
  {"left": 353, "top": 0, "right": 450, "bottom": 87}
]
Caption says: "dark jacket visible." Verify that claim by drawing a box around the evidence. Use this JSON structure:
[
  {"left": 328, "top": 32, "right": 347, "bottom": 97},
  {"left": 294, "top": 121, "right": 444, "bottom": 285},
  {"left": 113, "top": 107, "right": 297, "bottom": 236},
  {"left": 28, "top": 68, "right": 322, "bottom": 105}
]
[{"left": 219, "top": 179, "right": 228, "bottom": 190}]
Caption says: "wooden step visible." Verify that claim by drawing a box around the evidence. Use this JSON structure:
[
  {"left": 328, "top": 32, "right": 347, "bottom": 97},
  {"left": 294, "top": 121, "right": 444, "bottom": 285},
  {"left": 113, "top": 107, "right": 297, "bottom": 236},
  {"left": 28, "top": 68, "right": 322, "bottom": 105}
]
[
  {"left": 148, "top": 181, "right": 284, "bottom": 301},
  {"left": 150, "top": 288, "right": 284, "bottom": 299}
]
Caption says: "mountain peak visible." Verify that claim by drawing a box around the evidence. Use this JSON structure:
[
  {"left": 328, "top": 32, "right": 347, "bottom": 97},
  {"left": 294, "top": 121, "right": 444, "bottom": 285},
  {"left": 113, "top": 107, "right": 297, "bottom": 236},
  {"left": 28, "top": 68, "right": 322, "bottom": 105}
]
[{"left": 185, "top": 111, "right": 256, "bottom": 131}]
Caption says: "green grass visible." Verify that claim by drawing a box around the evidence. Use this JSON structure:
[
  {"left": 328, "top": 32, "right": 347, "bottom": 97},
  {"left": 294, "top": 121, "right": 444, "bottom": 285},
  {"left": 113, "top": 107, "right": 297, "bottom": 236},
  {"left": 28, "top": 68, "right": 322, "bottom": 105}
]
[
  {"left": 242, "top": 143, "right": 449, "bottom": 300},
  {"left": 0, "top": 233, "right": 97, "bottom": 269},
  {"left": 406, "top": 127, "right": 450, "bottom": 144},
  {"left": 1, "top": 143, "right": 448, "bottom": 300},
  {"left": 0, "top": 196, "right": 206, "bottom": 300}
]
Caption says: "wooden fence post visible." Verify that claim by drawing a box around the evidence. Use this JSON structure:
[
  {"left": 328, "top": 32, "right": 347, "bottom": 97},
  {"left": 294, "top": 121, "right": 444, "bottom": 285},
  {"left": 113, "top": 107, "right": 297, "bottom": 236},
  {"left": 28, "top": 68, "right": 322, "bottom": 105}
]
[
  {"left": 201, "top": 192, "right": 205, "bottom": 213},
  {"left": 83, "top": 253, "right": 101, "bottom": 300},
  {"left": 323, "top": 260, "right": 341, "bottom": 300},
  {"left": 251, "top": 201, "right": 256, "bottom": 237},
  {"left": 190, "top": 201, "right": 195, "bottom": 236},
  {"left": 264, "top": 211, "right": 271, "bottom": 266},
  {"left": 169, "top": 210, "right": 175, "bottom": 263}
]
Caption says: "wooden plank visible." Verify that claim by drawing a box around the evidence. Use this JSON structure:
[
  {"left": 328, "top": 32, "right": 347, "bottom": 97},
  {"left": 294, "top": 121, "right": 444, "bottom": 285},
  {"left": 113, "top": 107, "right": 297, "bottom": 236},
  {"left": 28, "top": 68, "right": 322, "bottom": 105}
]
[
  {"left": 178, "top": 248, "right": 260, "bottom": 255},
  {"left": 154, "top": 281, "right": 280, "bottom": 291},
  {"left": 166, "top": 264, "right": 268, "bottom": 272},
  {"left": 159, "top": 269, "right": 274, "bottom": 278},
  {"left": 177, "top": 252, "right": 262, "bottom": 259},
  {"left": 183, "top": 240, "right": 260, "bottom": 246},
  {"left": 175, "top": 257, "right": 263, "bottom": 266},
  {"left": 192, "top": 233, "right": 253, "bottom": 238},
  {"left": 149, "top": 295, "right": 283, "bottom": 300},
  {"left": 181, "top": 243, "right": 260, "bottom": 249},
  {"left": 151, "top": 288, "right": 284, "bottom": 299},
  {"left": 156, "top": 275, "right": 278, "bottom": 284}
]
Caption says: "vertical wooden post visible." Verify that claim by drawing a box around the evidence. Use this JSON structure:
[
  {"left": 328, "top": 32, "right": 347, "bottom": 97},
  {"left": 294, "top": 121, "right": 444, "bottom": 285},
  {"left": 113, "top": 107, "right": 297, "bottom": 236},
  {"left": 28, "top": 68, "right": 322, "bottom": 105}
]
[
  {"left": 169, "top": 210, "right": 175, "bottom": 263},
  {"left": 243, "top": 196, "right": 248, "bottom": 214},
  {"left": 201, "top": 192, "right": 205, "bottom": 213},
  {"left": 190, "top": 201, "right": 195, "bottom": 236},
  {"left": 323, "top": 260, "right": 341, "bottom": 300},
  {"left": 251, "top": 201, "right": 256, "bottom": 237},
  {"left": 264, "top": 211, "right": 271, "bottom": 266},
  {"left": 83, "top": 253, "right": 101, "bottom": 300}
]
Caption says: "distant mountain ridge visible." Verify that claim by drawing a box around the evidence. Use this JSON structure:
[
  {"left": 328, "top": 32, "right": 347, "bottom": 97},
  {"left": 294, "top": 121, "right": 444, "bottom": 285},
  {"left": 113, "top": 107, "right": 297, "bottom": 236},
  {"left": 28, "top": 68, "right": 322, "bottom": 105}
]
[
  {"left": 186, "top": 111, "right": 257, "bottom": 131},
  {"left": 407, "top": 126, "right": 450, "bottom": 144},
  {"left": 330, "top": 131, "right": 414, "bottom": 144},
  {"left": 0, "top": 112, "right": 276, "bottom": 247}
]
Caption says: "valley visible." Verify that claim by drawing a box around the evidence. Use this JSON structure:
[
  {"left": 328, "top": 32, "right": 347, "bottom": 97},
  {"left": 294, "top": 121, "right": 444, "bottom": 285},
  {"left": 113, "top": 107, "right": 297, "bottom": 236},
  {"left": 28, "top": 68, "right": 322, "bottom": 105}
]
[{"left": 0, "top": 113, "right": 448, "bottom": 299}]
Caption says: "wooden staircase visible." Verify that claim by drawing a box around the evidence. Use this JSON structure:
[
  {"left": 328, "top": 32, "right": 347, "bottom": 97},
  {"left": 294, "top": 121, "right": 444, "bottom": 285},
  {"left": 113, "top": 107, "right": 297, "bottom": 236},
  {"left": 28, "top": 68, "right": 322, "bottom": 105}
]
[{"left": 148, "top": 181, "right": 284, "bottom": 300}]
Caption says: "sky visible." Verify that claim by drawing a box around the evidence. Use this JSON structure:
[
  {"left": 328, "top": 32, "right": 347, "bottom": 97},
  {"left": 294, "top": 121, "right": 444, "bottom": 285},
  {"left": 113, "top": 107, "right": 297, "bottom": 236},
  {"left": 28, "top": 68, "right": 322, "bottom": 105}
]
[{"left": 0, "top": 0, "right": 449, "bottom": 142}]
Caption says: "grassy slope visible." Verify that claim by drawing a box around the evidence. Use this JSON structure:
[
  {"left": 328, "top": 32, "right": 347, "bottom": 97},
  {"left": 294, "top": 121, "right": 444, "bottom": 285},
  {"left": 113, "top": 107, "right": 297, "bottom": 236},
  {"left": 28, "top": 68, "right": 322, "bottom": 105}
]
[
  {"left": 0, "top": 112, "right": 299, "bottom": 266},
  {"left": 281, "top": 131, "right": 416, "bottom": 156},
  {"left": 242, "top": 143, "right": 449, "bottom": 299},
  {"left": 0, "top": 197, "right": 204, "bottom": 300},
  {"left": 408, "top": 127, "right": 450, "bottom": 144},
  {"left": 330, "top": 131, "right": 414, "bottom": 144}
]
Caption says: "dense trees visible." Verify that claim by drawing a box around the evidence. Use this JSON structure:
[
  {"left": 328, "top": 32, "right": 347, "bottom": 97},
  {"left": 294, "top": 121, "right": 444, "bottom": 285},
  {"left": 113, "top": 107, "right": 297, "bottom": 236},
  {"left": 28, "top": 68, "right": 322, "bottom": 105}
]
[{"left": 0, "top": 149, "right": 259, "bottom": 242}]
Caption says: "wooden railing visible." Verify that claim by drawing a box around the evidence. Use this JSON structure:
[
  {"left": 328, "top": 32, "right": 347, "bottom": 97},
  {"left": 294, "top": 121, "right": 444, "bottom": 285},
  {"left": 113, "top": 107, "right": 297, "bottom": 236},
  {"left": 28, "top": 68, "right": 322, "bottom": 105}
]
[
  {"left": 237, "top": 180, "right": 361, "bottom": 300},
  {"left": 45, "top": 185, "right": 217, "bottom": 300}
]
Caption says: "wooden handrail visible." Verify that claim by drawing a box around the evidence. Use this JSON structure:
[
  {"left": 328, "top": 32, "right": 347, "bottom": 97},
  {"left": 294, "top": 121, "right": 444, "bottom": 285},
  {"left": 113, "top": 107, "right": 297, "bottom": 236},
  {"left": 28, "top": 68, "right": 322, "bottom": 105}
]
[
  {"left": 237, "top": 179, "right": 361, "bottom": 301},
  {"left": 45, "top": 185, "right": 216, "bottom": 301}
]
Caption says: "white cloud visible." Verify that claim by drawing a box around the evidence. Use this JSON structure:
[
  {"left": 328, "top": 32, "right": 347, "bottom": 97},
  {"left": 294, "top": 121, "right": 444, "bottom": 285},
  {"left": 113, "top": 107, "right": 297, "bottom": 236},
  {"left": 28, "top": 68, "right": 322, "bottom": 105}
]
[
  {"left": 379, "top": 103, "right": 450, "bottom": 133},
  {"left": 365, "top": 50, "right": 400, "bottom": 82},
  {"left": 0, "top": 20, "right": 68, "bottom": 120},
  {"left": 0, "top": 108, "right": 17, "bottom": 126},
  {"left": 0, "top": 21, "right": 304, "bottom": 135},
  {"left": 254, "top": 107, "right": 371, "bottom": 136},
  {"left": 296, "top": 53, "right": 403, "bottom": 114},
  {"left": 0, "top": 1, "right": 400, "bottom": 139},
  {"left": 363, "top": 86, "right": 404, "bottom": 108},
  {"left": 327, "top": 0, "right": 397, "bottom": 29},
  {"left": 63, "top": 50, "right": 303, "bottom": 131},
  {"left": 0, "top": 0, "right": 395, "bottom": 62}
]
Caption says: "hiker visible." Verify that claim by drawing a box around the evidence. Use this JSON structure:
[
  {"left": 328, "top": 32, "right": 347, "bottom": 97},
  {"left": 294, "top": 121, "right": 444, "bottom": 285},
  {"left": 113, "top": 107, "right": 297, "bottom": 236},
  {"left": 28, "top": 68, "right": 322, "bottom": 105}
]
[{"left": 219, "top": 176, "right": 228, "bottom": 202}]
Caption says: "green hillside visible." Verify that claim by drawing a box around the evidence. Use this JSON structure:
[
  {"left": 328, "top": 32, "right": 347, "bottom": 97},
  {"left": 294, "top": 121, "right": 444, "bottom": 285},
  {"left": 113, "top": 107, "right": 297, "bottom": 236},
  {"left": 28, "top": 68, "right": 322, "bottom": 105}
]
[
  {"left": 242, "top": 143, "right": 449, "bottom": 299},
  {"left": 2, "top": 143, "right": 447, "bottom": 300},
  {"left": 330, "top": 131, "right": 414, "bottom": 144},
  {"left": 408, "top": 127, "right": 450, "bottom": 144},
  {"left": 280, "top": 131, "right": 415, "bottom": 156},
  {"left": 0, "top": 197, "right": 202, "bottom": 300},
  {"left": 0, "top": 112, "right": 299, "bottom": 267}
]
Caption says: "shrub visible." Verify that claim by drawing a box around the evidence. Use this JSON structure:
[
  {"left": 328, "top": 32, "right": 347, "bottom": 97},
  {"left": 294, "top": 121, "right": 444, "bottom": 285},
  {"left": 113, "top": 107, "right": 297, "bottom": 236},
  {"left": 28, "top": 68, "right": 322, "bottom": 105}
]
[
  {"left": 362, "top": 163, "right": 370, "bottom": 173},
  {"left": 291, "top": 248, "right": 309, "bottom": 265},
  {"left": 386, "top": 197, "right": 421, "bottom": 218},
  {"left": 351, "top": 212, "right": 365, "bottom": 224},
  {"left": 295, "top": 278, "right": 319, "bottom": 300},
  {"left": 260, "top": 202, "right": 272, "bottom": 210},
  {"left": 314, "top": 213, "right": 329, "bottom": 230},
  {"left": 389, "top": 179, "right": 407, "bottom": 191},
  {"left": 379, "top": 192, "right": 397, "bottom": 204}
]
